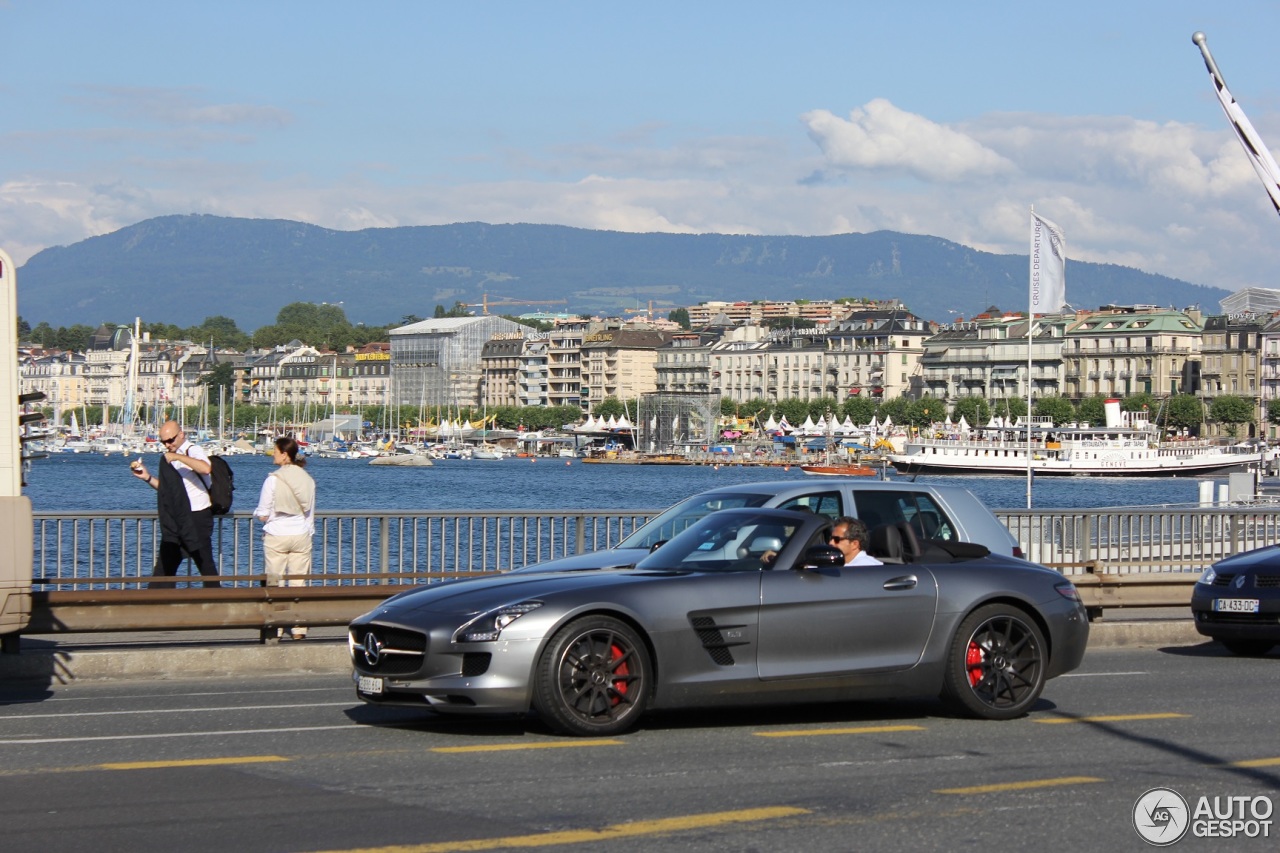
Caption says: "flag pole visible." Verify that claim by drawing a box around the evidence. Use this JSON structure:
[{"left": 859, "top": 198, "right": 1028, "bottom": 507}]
[{"left": 1026, "top": 206, "right": 1035, "bottom": 509}]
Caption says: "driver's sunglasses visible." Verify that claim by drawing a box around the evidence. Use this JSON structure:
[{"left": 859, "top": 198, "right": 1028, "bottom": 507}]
[{"left": 829, "top": 534, "right": 850, "bottom": 543}]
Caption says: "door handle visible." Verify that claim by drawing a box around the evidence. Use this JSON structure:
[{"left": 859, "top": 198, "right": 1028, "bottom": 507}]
[{"left": 882, "top": 575, "right": 918, "bottom": 590}]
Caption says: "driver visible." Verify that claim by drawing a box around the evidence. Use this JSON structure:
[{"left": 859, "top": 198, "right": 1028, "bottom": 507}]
[{"left": 829, "top": 517, "right": 882, "bottom": 566}]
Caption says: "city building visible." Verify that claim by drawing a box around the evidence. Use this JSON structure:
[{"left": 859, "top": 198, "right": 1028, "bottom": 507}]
[
  {"left": 390, "top": 316, "right": 526, "bottom": 410},
  {"left": 918, "top": 311, "right": 1067, "bottom": 404},
  {"left": 1061, "top": 306, "right": 1203, "bottom": 400},
  {"left": 1201, "top": 313, "right": 1265, "bottom": 438},
  {"left": 580, "top": 328, "right": 674, "bottom": 411}
]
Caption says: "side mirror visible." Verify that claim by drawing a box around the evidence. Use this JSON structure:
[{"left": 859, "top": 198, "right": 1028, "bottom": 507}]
[
  {"left": 649, "top": 540, "right": 667, "bottom": 553},
  {"left": 798, "top": 545, "right": 844, "bottom": 570}
]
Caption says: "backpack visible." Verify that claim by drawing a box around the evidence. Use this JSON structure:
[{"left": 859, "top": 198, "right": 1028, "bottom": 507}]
[{"left": 203, "top": 454, "right": 235, "bottom": 515}]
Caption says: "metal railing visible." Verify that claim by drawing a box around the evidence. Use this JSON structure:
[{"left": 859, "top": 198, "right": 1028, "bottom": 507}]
[
  {"left": 31, "top": 504, "right": 1277, "bottom": 590},
  {"left": 18, "top": 504, "right": 1269, "bottom": 638},
  {"left": 32, "top": 509, "right": 653, "bottom": 590}
]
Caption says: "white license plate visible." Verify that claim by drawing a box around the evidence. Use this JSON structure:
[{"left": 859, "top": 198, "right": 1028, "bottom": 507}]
[
  {"left": 357, "top": 675, "right": 384, "bottom": 695},
  {"left": 1214, "top": 598, "right": 1260, "bottom": 613}
]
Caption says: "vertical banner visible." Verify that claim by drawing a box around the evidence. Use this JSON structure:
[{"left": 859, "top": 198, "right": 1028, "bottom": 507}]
[{"left": 1030, "top": 212, "right": 1066, "bottom": 314}]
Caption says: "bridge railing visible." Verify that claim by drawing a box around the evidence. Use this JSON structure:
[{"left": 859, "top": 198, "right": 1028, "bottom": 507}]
[
  {"left": 32, "top": 505, "right": 1278, "bottom": 590},
  {"left": 32, "top": 509, "right": 654, "bottom": 590}
]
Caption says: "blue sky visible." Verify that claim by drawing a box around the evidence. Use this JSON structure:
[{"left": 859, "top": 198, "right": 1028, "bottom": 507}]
[{"left": 4, "top": 1, "right": 1280, "bottom": 298}]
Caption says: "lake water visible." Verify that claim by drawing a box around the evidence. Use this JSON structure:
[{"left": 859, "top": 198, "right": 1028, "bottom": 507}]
[{"left": 24, "top": 452, "right": 1224, "bottom": 514}]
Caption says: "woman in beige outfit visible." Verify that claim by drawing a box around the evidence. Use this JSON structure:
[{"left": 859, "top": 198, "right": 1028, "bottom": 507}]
[{"left": 254, "top": 436, "right": 316, "bottom": 639}]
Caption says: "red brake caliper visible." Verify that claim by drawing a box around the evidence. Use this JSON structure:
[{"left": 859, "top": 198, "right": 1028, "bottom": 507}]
[
  {"left": 966, "top": 641, "right": 985, "bottom": 686},
  {"left": 610, "top": 643, "right": 630, "bottom": 703}
]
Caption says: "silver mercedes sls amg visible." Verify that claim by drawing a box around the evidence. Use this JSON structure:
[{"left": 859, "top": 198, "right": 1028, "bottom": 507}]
[{"left": 350, "top": 507, "right": 1089, "bottom": 736}]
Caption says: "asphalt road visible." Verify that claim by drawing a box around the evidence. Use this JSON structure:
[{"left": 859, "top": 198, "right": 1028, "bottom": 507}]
[{"left": 1, "top": 642, "right": 1277, "bottom": 853}]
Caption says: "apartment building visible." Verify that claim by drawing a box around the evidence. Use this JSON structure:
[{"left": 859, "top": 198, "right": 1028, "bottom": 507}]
[
  {"left": 1062, "top": 306, "right": 1203, "bottom": 400},
  {"left": 919, "top": 312, "right": 1068, "bottom": 403}
]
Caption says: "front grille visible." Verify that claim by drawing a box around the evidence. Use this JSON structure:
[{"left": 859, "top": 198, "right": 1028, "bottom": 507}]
[
  {"left": 352, "top": 623, "right": 427, "bottom": 676},
  {"left": 1202, "top": 612, "right": 1280, "bottom": 625},
  {"left": 1212, "top": 573, "right": 1236, "bottom": 587},
  {"left": 1256, "top": 575, "right": 1280, "bottom": 589}
]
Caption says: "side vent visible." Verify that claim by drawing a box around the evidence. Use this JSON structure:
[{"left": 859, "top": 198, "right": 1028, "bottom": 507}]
[{"left": 689, "top": 614, "right": 748, "bottom": 666}]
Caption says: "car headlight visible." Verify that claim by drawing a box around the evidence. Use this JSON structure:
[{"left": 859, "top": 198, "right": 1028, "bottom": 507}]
[
  {"left": 1197, "top": 567, "right": 1217, "bottom": 586},
  {"left": 454, "top": 601, "right": 543, "bottom": 643}
]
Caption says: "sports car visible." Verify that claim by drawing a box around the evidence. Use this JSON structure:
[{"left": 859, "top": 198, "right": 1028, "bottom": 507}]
[
  {"left": 1192, "top": 545, "right": 1280, "bottom": 656},
  {"left": 350, "top": 508, "right": 1089, "bottom": 736}
]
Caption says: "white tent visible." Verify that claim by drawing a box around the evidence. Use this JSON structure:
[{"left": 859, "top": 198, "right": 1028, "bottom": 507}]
[
  {"left": 957, "top": 415, "right": 970, "bottom": 432},
  {"left": 763, "top": 414, "right": 778, "bottom": 431}
]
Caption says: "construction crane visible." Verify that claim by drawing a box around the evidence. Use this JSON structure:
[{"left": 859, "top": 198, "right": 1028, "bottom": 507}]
[
  {"left": 466, "top": 294, "right": 568, "bottom": 316},
  {"left": 622, "top": 300, "right": 664, "bottom": 321}
]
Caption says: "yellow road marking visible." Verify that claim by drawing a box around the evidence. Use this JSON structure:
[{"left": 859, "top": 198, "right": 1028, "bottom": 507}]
[
  {"left": 936, "top": 776, "right": 1103, "bottom": 795},
  {"left": 430, "top": 740, "right": 625, "bottom": 754},
  {"left": 1227, "top": 757, "right": 1280, "bottom": 768},
  {"left": 306, "top": 806, "right": 811, "bottom": 852},
  {"left": 755, "top": 725, "right": 925, "bottom": 738},
  {"left": 98, "top": 755, "right": 290, "bottom": 770},
  {"left": 1034, "top": 713, "right": 1189, "bottom": 724}
]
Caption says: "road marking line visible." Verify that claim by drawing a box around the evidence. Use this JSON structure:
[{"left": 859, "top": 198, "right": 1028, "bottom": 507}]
[
  {"left": 0, "top": 724, "right": 360, "bottom": 745},
  {"left": 432, "top": 740, "right": 625, "bottom": 753},
  {"left": 1060, "top": 671, "right": 1149, "bottom": 677},
  {"left": 0, "top": 702, "right": 354, "bottom": 720},
  {"left": 1227, "top": 757, "right": 1280, "bottom": 768},
  {"left": 755, "top": 725, "right": 926, "bottom": 738},
  {"left": 305, "top": 806, "right": 811, "bottom": 853},
  {"left": 1034, "top": 713, "right": 1189, "bottom": 724},
  {"left": 936, "top": 776, "right": 1103, "bottom": 795},
  {"left": 97, "top": 755, "right": 290, "bottom": 770}
]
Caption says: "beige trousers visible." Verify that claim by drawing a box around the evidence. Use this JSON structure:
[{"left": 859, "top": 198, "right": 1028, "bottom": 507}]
[{"left": 264, "top": 532, "right": 312, "bottom": 637}]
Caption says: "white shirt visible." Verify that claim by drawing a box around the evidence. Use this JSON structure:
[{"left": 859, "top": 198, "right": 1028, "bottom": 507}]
[
  {"left": 845, "top": 550, "right": 884, "bottom": 567},
  {"left": 172, "top": 440, "right": 212, "bottom": 512},
  {"left": 254, "top": 473, "right": 315, "bottom": 536}
]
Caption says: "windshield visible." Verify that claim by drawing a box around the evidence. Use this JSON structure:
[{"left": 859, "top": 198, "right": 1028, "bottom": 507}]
[
  {"left": 618, "top": 492, "right": 775, "bottom": 550},
  {"left": 635, "top": 510, "right": 804, "bottom": 573}
]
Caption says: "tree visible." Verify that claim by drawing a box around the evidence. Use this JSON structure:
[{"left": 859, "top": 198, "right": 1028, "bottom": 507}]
[
  {"left": 1121, "top": 392, "right": 1156, "bottom": 413},
  {"left": 720, "top": 397, "right": 738, "bottom": 417},
  {"left": 1164, "top": 394, "right": 1205, "bottom": 435},
  {"left": 774, "top": 398, "right": 810, "bottom": 426},
  {"left": 1033, "top": 396, "right": 1075, "bottom": 426},
  {"left": 55, "top": 324, "right": 94, "bottom": 352},
  {"left": 31, "top": 321, "right": 55, "bottom": 347},
  {"left": 806, "top": 396, "right": 839, "bottom": 421},
  {"left": 951, "top": 396, "right": 990, "bottom": 427},
  {"left": 198, "top": 363, "right": 237, "bottom": 403},
  {"left": 1075, "top": 396, "right": 1108, "bottom": 426},
  {"left": 1209, "top": 394, "right": 1255, "bottom": 438},
  {"left": 17, "top": 316, "right": 30, "bottom": 337},
  {"left": 988, "top": 397, "right": 1028, "bottom": 422},
  {"left": 668, "top": 307, "right": 691, "bottom": 330},
  {"left": 839, "top": 395, "right": 878, "bottom": 424},
  {"left": 591, "top": 396, "right": 626, "bottom": 419},
  {"left": 737, "top": 398, "right": 771, "bottom": 422},
  {"left": 187, "top": 315, "right": 251, "bottom": 350},
  {"left": 876, "top": 396, "right": 913, "bottom": 425},
  {"left": 911, "top": 398, "right": 944, "bottom": 428}
]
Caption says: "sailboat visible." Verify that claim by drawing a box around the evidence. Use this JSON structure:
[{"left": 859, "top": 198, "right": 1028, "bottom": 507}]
[{"left": 800, "top": 414, "right": 876, "bottom": 477}]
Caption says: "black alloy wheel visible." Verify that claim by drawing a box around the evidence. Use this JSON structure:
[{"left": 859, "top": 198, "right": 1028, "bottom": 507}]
[
  {"left": 533, "top": 615, "right": 651, "bottom": 736},
  {"left": 942, "top": 604, "right": 1047, "bottom": 720}
]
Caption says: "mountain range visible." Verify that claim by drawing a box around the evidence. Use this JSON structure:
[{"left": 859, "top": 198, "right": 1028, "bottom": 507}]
[{"left": 15, "top": 214, "right": 1232, "bottom": 331}]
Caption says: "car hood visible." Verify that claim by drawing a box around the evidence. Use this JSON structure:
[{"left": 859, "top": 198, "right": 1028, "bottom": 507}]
[
  {"left": 373, "top": 565, "right": 672, "bottom": 616},
  {"left": 508, "top": 548, "right": 650, "bottom": 573}
]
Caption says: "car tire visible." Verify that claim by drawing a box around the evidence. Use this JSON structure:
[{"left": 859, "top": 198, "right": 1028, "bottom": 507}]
[
  {"left": 533, "top": 615, "right": 651, "bottom": 736},
  {"left": 1220, "top": 640, "right": 1275, "bottom": 657},
  {"left": 941, "top": 603, "right": 1047, "bottom": 721}
]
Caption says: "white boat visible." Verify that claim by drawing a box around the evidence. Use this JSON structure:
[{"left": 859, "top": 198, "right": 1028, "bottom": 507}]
[
  {"left": 887, "top": 400, "right": 1261, "bottom": 478},
  {"left": 472, "top": 444, "right": 504, "bottom": 460}
]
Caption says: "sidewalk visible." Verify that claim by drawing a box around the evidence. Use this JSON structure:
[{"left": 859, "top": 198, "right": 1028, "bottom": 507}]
[{"left": 0, "top": 609, "right": 1206, "bottom": 683}]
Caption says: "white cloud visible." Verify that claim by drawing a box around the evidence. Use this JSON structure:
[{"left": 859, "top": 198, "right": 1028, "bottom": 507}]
[{"left": 802, "top": 98, "right": 1016, "bottom": 182}]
